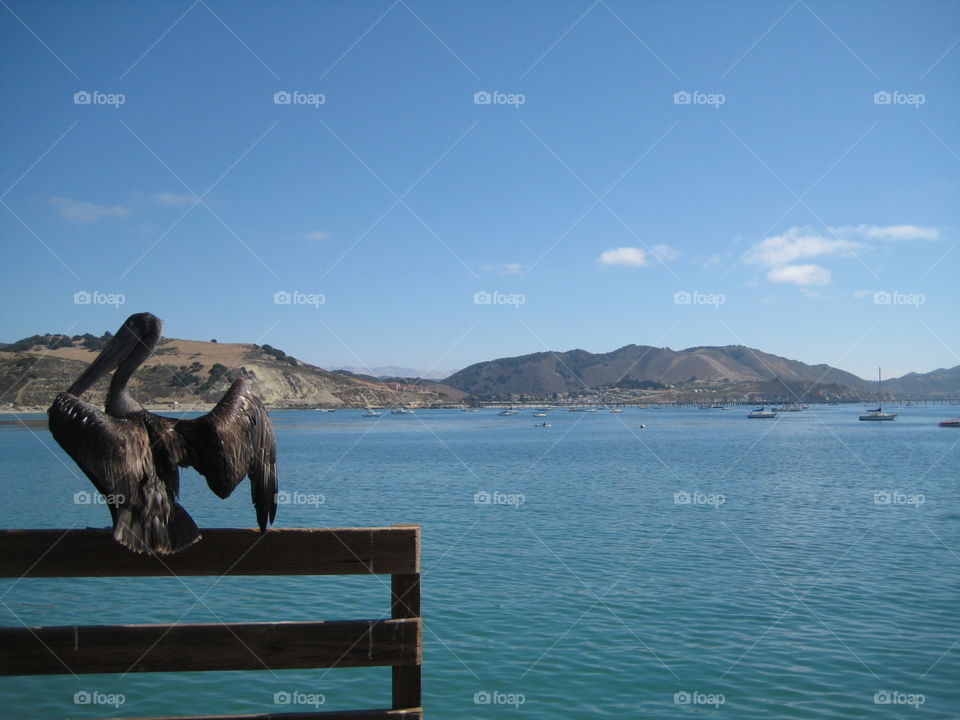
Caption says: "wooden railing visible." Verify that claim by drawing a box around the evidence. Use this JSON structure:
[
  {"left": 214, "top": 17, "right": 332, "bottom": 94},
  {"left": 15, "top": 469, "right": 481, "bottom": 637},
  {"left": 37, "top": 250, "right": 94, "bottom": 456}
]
[{"left": 0, "top": 525, "right": 422, "bottom": 719}]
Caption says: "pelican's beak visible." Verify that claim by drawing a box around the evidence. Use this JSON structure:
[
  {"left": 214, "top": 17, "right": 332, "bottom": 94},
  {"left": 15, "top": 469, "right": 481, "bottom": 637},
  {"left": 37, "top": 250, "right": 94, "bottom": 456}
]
[{"left": 67, "top": 314, "right": 159, "bottom": 396}]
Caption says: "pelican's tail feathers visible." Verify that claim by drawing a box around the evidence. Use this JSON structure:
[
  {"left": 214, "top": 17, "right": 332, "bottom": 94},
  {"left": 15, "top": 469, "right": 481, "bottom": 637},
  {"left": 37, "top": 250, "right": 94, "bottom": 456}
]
[{"left": 113, "top": 497, "right": 201, "bottom": 555}]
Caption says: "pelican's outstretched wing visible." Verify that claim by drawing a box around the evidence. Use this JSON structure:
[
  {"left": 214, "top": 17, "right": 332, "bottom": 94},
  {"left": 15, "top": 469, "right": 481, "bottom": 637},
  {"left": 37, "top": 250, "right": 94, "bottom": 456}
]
[
  {"left": 175, "top": 378, "right": 278, "bottom": 531},
  {"left": 48, "top": 393, "right": 200, "bottom": 554}
]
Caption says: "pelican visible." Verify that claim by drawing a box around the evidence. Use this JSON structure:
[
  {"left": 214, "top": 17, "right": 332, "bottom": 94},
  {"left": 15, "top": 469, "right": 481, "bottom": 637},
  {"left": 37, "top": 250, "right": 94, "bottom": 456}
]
[{"left": 48, "top": 312, "right": 278, "bottom": 554}]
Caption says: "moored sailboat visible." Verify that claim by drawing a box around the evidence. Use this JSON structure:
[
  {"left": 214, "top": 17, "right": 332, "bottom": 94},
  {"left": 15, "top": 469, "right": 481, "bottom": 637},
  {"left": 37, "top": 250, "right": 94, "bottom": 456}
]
[{"left": 859, "top": 368, "right": 897, "bottom": 421}]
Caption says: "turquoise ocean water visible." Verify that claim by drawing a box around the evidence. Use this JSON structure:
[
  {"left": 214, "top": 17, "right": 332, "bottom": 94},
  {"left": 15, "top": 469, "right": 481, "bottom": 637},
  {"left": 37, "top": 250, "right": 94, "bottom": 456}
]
[{"left": 1, "top": 406, "right": 958, "bottom": 718}]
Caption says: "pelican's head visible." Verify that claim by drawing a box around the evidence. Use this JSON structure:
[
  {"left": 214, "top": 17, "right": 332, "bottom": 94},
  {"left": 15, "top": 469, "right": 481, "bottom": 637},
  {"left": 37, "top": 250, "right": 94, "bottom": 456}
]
[{"left": 67, "top": 313, "right": 163, "bottom": 397}]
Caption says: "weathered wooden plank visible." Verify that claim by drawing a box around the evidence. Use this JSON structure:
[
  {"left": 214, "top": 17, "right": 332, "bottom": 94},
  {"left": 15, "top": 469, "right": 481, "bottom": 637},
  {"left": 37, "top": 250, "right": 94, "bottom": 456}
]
[
  {"left": 0, "top": 619, "right": 420, "bottom": 675},
  {"left": 0, "top": 528, "right": 419, "bottom": 578},
  {"left": 123, "top": 710, "right": 422, "bottom": 720},
  {"left": 391, "top": 573, "right": 422, "bottom": 711},
  {"left": 390, "top": 524, "right": 422, "bottom": 712}
]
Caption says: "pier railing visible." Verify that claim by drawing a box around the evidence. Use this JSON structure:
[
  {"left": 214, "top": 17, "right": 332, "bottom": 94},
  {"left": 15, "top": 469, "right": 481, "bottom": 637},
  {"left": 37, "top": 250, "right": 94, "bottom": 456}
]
[{"left": 0, "top": 525, "right": 422, "bottom": 719}]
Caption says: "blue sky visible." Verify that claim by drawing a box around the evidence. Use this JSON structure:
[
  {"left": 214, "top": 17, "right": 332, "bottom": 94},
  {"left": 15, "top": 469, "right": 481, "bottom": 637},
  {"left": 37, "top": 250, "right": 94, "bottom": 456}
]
[{"left": 1, "top": 0, "right": 957, "bottom": 379}]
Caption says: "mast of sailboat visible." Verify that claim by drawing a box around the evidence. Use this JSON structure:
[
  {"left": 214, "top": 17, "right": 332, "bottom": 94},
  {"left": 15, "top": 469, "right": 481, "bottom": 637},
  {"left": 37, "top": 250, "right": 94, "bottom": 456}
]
[{"left": 877, "top": 367, "right": 882, "bottom": 412}]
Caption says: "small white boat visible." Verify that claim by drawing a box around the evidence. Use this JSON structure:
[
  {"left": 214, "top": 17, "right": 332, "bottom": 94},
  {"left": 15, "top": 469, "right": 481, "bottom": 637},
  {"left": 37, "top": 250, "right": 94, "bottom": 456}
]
[
  {"left": 391, "top": 408, "right": 414, "bottom": 414},
  {"left": 859, "top": 408, "right": 897, "bottom": 421},
  {"left": 362, "top": 408, "right": 381, "bottom": 417},
  {"left": 533, "top": 412, "right": 547, "bottom": 417},
  {"left": 609, "top": 408, "right": 624, "bottom": 414},
  {"left": 748, "top": 407, "right": 777, "bottom": 418},
  {"left": 859, "top": 368, "right": 897, "bottom": 421},
  {"left": 498, "top": 409, "right": 518, "bottom": 416}
]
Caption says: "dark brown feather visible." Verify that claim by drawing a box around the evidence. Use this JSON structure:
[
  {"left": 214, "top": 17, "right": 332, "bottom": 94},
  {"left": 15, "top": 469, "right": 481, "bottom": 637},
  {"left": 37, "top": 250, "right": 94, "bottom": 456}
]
[
  {"left": 174, "top": 378, "right": 278, "bottom": 531},
  {"left": 48, "top": 394, "right": 201, "bottom": 554},
  {"left": 47, "top": 313, "right": 279, "bottom": 555}
]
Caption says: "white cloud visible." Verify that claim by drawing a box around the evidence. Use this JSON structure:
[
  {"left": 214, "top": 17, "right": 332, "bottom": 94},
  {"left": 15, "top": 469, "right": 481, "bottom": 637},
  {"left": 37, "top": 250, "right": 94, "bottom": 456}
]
[
  {"left": 480, "top": 262, "right": 524, "bottom": 275},
  {"left": 745, "top": 227, "right": 862, "bottom": 267},
  {"left": 50, "top": 197, "right": 130, "bottom": 223},
  {"left": 303, "top": 230, "right": 331, "bottom": 241},
  {"left": 767, "top": 264, "right": 831, "bottom": 286},
  {"left": 699, "top": 252, "right": 723, "bottom": 268},
  {"left": 599, "top": 246, "right": 649, "bottom": 267},
  {"left": 837, "top": 224, "right": 939, "bottom": 242},
  {"left": 150, "top": 192, "right": 197, "bottom": 206},
  {"left": 651, "top": 244, "right": 680, "bottom": 262}
]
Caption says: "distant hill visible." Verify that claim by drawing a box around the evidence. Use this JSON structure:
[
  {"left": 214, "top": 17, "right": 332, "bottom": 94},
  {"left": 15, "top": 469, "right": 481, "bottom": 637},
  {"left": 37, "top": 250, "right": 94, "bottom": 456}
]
[
  {"left": 4, "top": 329, "right": 956, "bottom": 410},
  {"left": 0, "top": 333, "right": 453, "bottom": 411},
  {"left": 883, "top": 366, "right": 960, "bottom": 398},
  {"left": 443, "top": 344, "right": 959, "bottom": 399},
  {"left": 336, "top": 365, "right": 458, "bottom": 380}
]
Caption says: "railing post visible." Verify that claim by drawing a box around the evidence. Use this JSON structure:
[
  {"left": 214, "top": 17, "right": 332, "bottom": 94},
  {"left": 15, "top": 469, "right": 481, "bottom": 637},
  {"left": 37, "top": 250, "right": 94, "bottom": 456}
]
[{"left": 391, "top": 524, "right": 421, "bottom": 711}]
